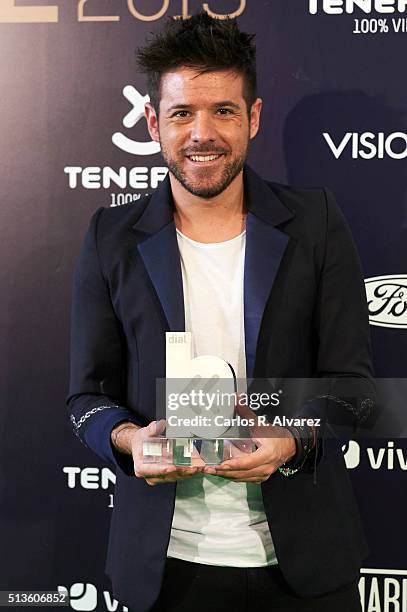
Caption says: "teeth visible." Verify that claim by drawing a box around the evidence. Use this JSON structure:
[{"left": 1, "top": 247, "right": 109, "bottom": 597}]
[{"left": 189, "top": 154, "right": 221, "bottom": 162}]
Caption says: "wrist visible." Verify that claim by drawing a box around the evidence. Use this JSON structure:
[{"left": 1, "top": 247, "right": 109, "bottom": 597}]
[
  {"left": 111, "top": 422, "right": 140, "bottom": 455},
  {"left": 284, "top": 430, "right": 297, "bottom": 461},
  {"left": 278, "top": 424, "right": 315, "bottom": 477}
]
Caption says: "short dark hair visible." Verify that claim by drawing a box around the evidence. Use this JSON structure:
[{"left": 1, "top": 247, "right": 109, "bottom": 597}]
[{"left": 136, "top": 12, "right": 257, "bottom": 114}]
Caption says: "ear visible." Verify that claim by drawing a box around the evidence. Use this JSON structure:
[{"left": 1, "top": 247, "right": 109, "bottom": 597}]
[
  {"left": 145, "top": 102, "right": 160, "bottom": 142},
  {"left": 249, "top": 98, "right": 263, "bottom": 140}
]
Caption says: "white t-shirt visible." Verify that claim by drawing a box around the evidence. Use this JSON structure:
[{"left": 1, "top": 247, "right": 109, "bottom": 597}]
[{"left": 167, "top": 229, "right": 277, "bottom": 567}]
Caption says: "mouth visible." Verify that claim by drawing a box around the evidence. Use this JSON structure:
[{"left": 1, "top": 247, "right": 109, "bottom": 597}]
[{"left": 186, "top": 153, "right": 224, "bottom": 165}]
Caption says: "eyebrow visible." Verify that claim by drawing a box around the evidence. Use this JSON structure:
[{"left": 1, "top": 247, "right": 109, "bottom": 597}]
[{"left": 166, "top": 101, "right": 241, "bottom": 112}]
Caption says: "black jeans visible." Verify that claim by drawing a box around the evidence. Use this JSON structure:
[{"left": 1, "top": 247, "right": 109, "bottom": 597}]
[{"left": 150, "top": 557, "right": 362, "bottom": 612}]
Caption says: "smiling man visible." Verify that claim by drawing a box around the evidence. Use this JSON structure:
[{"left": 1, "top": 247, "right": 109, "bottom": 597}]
[
  {"left": 149, "top": 68, "right": 257, "bottom": 200},
  {"left": 67, "top": 12, "right": 374, "bottom": 612}
]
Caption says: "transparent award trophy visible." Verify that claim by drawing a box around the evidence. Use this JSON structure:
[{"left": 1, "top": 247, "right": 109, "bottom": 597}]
[
  {"left": 143, "top": 437, "right": 256, "bottom": 466},
  {"left": 142, "top": 332, "right": 256, "bottom": 466}
]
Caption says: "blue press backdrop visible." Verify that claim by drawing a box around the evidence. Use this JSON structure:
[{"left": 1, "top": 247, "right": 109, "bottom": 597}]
[{"left": 0, "top": 1, "right": 406, "bottom": 610}]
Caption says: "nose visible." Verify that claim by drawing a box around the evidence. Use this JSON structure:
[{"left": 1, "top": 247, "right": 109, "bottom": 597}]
[{"left": 190, "top": 112, "right": 217, "bottom": 143}]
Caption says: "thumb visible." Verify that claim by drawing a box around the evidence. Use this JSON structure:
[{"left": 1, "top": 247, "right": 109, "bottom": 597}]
[
  {"left": 146, "top": 419, "right": 167, "bottom": 438},
  {"left": 234, "top": 399, "right": 264, "bottom": 439},
  {"left": 235, "top": 397, "right": 259, "bottom": 422}
]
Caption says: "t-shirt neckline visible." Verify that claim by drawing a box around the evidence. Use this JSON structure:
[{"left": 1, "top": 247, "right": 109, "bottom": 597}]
[{"left": 176, "top": 228, "right": 246, "bottom": 249}]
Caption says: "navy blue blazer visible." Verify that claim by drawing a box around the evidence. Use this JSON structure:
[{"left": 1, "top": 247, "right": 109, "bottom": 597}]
[{"left": 67, "top": 166, "right": 375, "bottom": 612}]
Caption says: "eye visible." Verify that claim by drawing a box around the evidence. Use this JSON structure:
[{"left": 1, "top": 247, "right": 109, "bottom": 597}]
[
  {"left": 217, "top": 108, "right": 233, "bottom": 115},
  {"left": 172, "top": 110, "right": 190, "bottom": 118}
]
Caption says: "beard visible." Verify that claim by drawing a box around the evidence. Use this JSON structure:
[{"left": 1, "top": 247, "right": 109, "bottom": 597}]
[{"left": 160, "top": 143, "right": 249, "bottom": 199}]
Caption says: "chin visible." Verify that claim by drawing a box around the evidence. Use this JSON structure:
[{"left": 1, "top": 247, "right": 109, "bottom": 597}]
[{"left": 184, "top": 183, "right": 228, "bottom": 199}]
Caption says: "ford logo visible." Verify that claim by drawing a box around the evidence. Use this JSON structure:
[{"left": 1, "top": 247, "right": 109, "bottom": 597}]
[{"left": 365, "top": 275, "right": 407, "bottom": 329}]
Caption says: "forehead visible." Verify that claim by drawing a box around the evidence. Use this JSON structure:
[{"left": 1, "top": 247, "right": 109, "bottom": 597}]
[{"left": 159, "top": 67, "right": 245, "bottom": 107}]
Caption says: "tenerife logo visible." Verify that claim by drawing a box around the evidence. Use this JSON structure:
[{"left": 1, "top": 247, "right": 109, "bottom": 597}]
[
  {"left": 64, "top": 85, "right": 168, "bottom": 200},
  {"left": 63, "top": 467, "right": 116, "bottom": 489},
  {"left": 365, "top": 275, "right": 407, "bottom": 328},
  {"left": 308, "top": 1, "right": 407, "bottom": 33},
  {"left": 309, "top": 0, "right": 407, "bottom": 13},
  {"left": 112, "top": 86, "right": 160, "bottom": 156},
  {"left": 323, "top": 132, "right": 407, "bottom": 159},
  {"left": 63, "top": 466, "right": 115, "bottom": 507}
]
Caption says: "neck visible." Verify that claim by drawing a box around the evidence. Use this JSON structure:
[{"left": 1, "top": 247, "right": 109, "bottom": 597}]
[{"left": 170, "top": 170, "right": 246, "bottom": 243}]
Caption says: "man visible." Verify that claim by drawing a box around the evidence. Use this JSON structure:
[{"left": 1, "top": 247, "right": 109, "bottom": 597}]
[{"left": 67, "top": 13, "right": 375, "bottom": 612}]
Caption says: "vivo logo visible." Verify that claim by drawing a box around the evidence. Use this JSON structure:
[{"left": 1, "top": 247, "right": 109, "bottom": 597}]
[
  {"left": 309, "top": 0, "right": 407, "bottom": 13},
  {"left": 57, "top": 584, "right": 129, "bottom": 611},
  {"left": 365, "top": 275, "right": 407, "bottom": 329},
  {"left": 323, "top": 132, "right": 407, "bottom": 159},
  {"left": 343, "top": 440, "right": 407, "bottom": 470}
]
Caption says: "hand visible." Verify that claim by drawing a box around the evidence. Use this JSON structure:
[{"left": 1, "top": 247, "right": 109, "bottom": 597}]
[
  {"left": 203, "top": 402, "right": 296, "bottom": 483},
  {"left": 119, "top": 420, "right": 205, "bottom": 486}
]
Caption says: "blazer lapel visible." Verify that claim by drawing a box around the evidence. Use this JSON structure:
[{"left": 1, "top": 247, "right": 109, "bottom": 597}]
[
  {"left": 243, "top": 167, "right": 294, "bottom": 378},
  {"left": 133, "top": 178, "right": 185, "bottom": 332},
  {"left": 131, "top": 166, "right": 295, "bottom": 372}
]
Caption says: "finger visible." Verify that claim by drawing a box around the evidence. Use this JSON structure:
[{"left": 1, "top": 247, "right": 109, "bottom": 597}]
[
  {"left": 234, "top": 401, "right": 264, "bottom": 439},
  {"left": 144, "top": 419, "right": 167, "bottom": 438},
  {"left": 153, "top": 466, "right": 200, "bottom": 478},
  {"left": 216, "top": 447, "right": 270, "bottom": 471},
  {"left": 154, "top": 419, "right": 167, "bottom": 435},
  {"left": 235, "top": 398, "right": 257, "bottom": 420},
  {"left": 202, "top": 466, "right": 217, "bottom": 476},
  {"left": 135, "top": 420, "right": 168, "bottom": 462},
  {"left": 145, "top": 469, "right": 199, "bottom": 486},
  {"left": 135, "top": 460, "right": 200, "bottom": 476},
  {"left": 227, "top": 439, "right": 256, "bottom": 456},
  {"left": 145, "top": 477, "right": 177, "bottom": 486},
  {"left": 135, "top": 464, "right": 178, "bottom": 478},
  {"left": 173, "top": 467, "right": 201, "bottom": 477},
  {"left": 233, "top": 477, "right": 268, "bottom": 483},
  {"left": 212, "top": 466, "right": 272, "bottom": 480}
]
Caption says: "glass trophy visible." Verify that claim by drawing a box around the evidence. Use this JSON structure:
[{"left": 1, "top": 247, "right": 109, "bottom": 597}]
[
  {"left": 142, "top": 331, "right": 257, "bottom": 466},
  {"left": 143, "top": 437, "right": 256, "bottom": 466}
]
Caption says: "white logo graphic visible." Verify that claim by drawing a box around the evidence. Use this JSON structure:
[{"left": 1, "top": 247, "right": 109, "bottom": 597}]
[
  {"left": 112, "top": 86, "right": 161, "bottom": 156},
  {"left": 58, "top": 584, "right": 129, "bottom": 611},
  {"left": 308, "top": 2, "right": 407, "bottom": 35},
  {"left": 323, "top": 132, "right": 407, "bottom": 159},
  {"left": 342, "top": 440, "right": 361, "bottom": 468},
  {"left": 309, "top": 0, "right": 407, "bottom": 14},
  {"left": 365, "top": 275, "right": 407, "bottom": 328},
  {"left": 64, "top": 85, "right": 167, "bottom": 195},
  {"left": 342, "top": 440, "right": 407, "bottom": 470},
  {"left": 359, "top": 568, "right": 407, "bottom": 612},
  {"left": 58, "top": 584, "right": 97, "bottom": 611},
  {"left": 63, "top": 467, "right": 116, "bottom": 489}
]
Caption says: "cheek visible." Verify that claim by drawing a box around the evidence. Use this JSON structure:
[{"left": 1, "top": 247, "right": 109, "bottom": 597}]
[
  {"left": 227, "top": 121, "right": 249, "bottom": 143},
  {"left": 232, "top": 130, "right": 249, "bottom": 152},
  {"left": 160, "top": 128, "right": 186, "bottom": 151}
]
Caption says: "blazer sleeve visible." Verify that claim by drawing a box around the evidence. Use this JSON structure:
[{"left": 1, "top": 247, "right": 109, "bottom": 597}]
[
  {"left": 66, "top": 207, "right": 145, "bottom": 476},
  {"left": 298, "top": 188, "right": 377, "bottom": 441}
]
